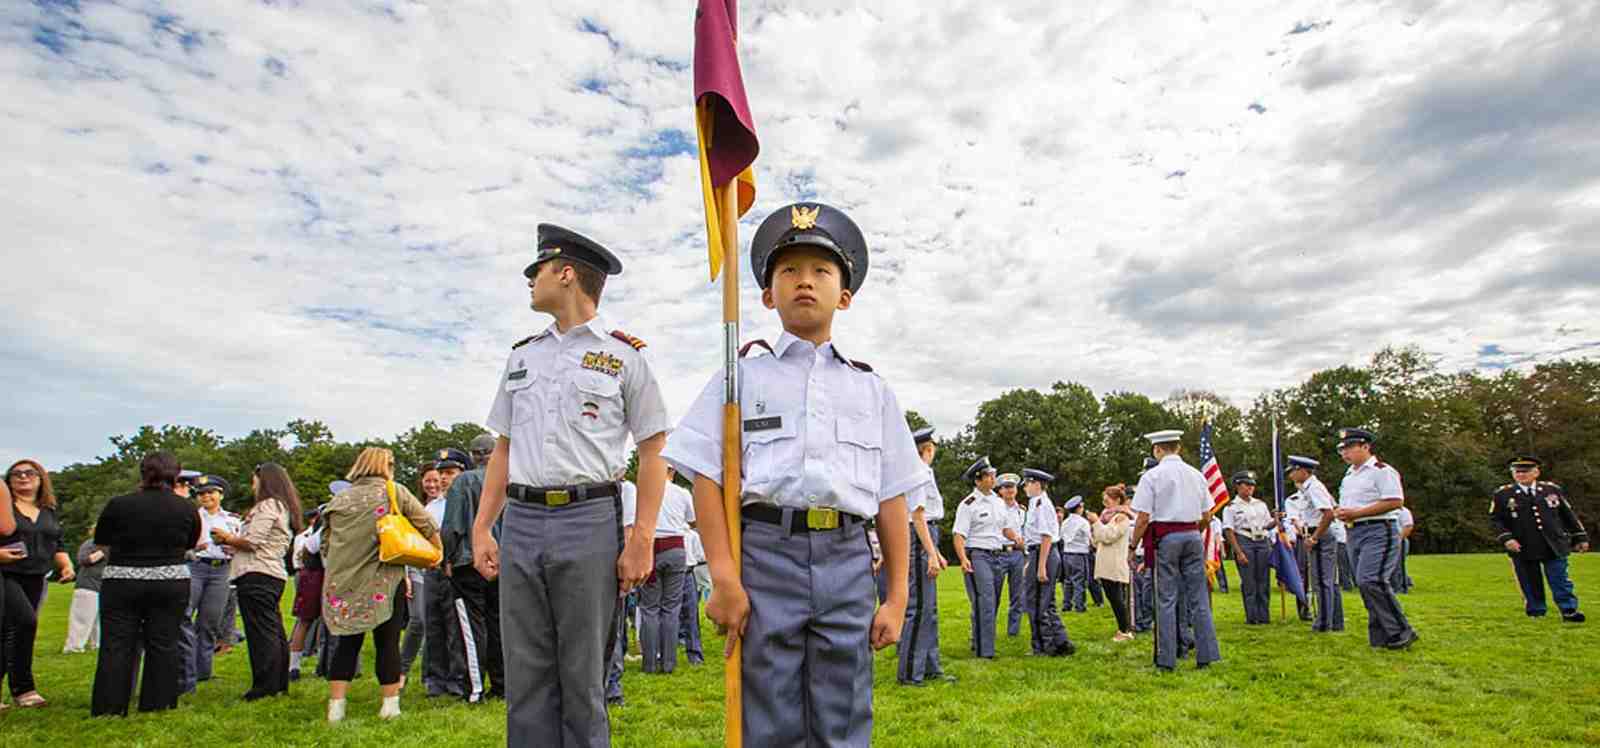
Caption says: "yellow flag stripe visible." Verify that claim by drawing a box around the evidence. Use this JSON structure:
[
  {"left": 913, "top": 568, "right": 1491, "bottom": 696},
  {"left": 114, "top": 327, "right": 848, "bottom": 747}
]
[{"left": 695, "top": 101, "right": 727, "bottom": 282}]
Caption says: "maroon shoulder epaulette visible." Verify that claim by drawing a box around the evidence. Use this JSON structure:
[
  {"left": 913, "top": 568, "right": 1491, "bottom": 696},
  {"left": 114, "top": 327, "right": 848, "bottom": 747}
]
[
  {"left": 610, "top": 330, "right": 646, "bottom": 351},
  {"left": 848, "top": 359, "right": 874, "bottom": 373},
  {"left": 740, "top": 339, "right": 774, "bottom": 358},
  {"left": 1374, "top": 460, "right": 1389, "bottom": 469},
  {"left": 963, "top": 495, "right": 977, "bottom": 505}
]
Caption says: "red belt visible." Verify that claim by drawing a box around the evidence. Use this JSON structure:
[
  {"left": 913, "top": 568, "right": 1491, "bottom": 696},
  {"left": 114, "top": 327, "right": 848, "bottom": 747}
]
[
  {"left": 1143, "top": 521, "right": 1202, "bottom": 563},
  {"left": 654, "top": 536, "right": 685, "bottom": 553}
]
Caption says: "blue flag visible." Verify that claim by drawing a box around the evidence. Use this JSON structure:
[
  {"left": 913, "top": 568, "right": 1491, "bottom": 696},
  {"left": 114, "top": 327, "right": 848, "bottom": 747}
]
[{"left": 1270, "top": 420, "right": 1307, "bottom": 601}]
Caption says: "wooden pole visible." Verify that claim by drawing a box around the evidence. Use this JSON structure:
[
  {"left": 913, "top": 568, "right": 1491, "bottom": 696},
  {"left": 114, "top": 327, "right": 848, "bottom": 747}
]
[{"left": 718, "top": 176, "right": 744, "bottom": 748}]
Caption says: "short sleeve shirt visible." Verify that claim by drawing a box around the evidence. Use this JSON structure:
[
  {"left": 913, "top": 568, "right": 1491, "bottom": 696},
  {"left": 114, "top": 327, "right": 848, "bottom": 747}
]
[
  {"left": 661, "top": 333, "right": 926, "bottom": 519},
  {"left": 1023, "top": 493, "right": 1058, "bottom": 545},
  {"left": 485, "top": 315, "right": 672, "bottom": 487},
  {"left": 953, "top": 490, "right": 1008, "bottom": 550},
  {"left": 1337, "top": 456, "right": 1404, "bottom": 521},
  {"left": 1060, "top": 513, "right": 1092, "bottom": 554},
  {"left": 1131, "top": 455, "right": 1208, "bottom": 522},
  {"left": 656, "top": 482, "right": 696, "bottom": 538},
  {"left": 920, "top": 465, "right": 945, "bottom": 521}
]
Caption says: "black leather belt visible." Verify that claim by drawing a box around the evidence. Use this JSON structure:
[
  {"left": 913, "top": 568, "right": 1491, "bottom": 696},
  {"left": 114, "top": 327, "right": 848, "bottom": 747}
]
[
  {"left": 192, "top": 558, "right": 229, "bottom": 567},
  {"left": 508, "top": 482, "right": 619, "bottom": 507},
  {"left": 743, "top": 504, "right": 865, "bottom": 533}
]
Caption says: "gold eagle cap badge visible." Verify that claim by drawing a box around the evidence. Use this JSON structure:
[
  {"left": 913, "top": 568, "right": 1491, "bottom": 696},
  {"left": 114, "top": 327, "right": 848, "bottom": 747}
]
[{"left": 791, "top": 205, "right": 820, "bottom": 230}]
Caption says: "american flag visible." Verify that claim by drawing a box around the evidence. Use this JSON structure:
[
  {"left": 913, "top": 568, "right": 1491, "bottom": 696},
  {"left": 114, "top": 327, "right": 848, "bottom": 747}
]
[{"left": 1199, "top": 422, "right": 1231, "bottom": 513}]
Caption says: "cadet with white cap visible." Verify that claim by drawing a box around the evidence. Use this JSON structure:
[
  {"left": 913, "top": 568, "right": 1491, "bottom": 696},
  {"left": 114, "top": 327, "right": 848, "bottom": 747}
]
[
  {"left": 993, "top": 473, "right": 1028, "bottom": 636},
  {"left": 1334, "top": 428, "right": 1418, "bottom": 650},
  {"left": 953, "top": 456, "right": 1009, "bottom": 659},
  {"left": 181, "top": 474, "right": 241, "bottom": 693},
  {"left": 1286, "top": 456, "right": 1344, "bottom": 632},
  {"left": 1059, "top": 496, "right": 1093, "bottom": 613},
  {"left": 1221, "top": 470, "right": 1274, "bottom": 624},
  {"left": 471, "top": 224, "right": 674, "bottom": 745},
  {"left": 1021, "top": 469, "right": 1075, "bottom": 656},
  {"left": 1130, "top": 430, "right": 1221, "bottom": 671}
]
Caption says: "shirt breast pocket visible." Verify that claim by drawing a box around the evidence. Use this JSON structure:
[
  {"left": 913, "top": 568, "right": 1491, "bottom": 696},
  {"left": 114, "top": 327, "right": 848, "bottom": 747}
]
[
  {"left": 568, "top": 371, "right": 624, "bottom": 431},
  {"left": 742, "top": 410, "right": 797, "bottom": 488},
  {"left": 505, "top": 375, "right": 539, "bottom": 426},
  {"left": 836, "top": 413, "right": 883, "bottom": 497}
]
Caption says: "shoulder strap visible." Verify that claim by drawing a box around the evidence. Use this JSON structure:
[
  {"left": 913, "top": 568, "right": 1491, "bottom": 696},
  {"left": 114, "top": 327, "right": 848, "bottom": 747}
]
[{"left": 610, "top": 330, "right": 647, "bottom": 350}]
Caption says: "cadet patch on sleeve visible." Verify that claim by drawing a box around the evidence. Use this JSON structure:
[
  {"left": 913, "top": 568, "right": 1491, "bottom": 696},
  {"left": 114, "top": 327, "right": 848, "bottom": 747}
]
[
  {"left": 610, "top": 330, "right": 647, "bottom": 350},
  {"left": 581, "top": 351, "right": 624, "bottom": 377}
]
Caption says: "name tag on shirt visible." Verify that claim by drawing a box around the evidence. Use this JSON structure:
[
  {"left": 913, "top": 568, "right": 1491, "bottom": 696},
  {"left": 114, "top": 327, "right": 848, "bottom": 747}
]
[
  {"left": 507, "top": 369, "right": 528, "bottom": 381},
  {"left": 744, "top": 416, "right": 782, "bottom": 432}
]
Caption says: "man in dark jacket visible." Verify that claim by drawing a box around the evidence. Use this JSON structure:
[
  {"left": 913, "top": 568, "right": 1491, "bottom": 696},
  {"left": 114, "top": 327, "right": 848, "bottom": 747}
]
[{"left": 1491, "top": 457, "right": 1589, "bottom": 622}]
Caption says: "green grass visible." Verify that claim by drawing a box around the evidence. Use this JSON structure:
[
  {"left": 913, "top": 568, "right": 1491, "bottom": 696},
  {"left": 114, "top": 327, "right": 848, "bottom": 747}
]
[{"left": 2, "top": 554, "right": 1597, "bottom": 746}]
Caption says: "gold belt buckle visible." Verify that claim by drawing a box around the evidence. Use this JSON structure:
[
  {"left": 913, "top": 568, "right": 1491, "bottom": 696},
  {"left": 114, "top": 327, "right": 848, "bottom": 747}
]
[
  {"left": 546, "top": 490, "right": 571, "bottom": 507},
  {"left": 806, "top": 508, "right": 840, "bottom": 530}
]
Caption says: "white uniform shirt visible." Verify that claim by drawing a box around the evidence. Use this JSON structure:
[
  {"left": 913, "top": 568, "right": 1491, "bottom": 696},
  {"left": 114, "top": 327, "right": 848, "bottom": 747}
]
[
  {"left": 1208, "top": 516, "right": 1224, "bottom": 541},
  {"left": 1022, "top": 493, "right": 1058, "bottom": 546},
  {"left": 920, "top": 465, "right": 945, "bottom": 521},
  {"left": 656, "top": 482, "right": 696, "bottom": 538},
  {"left": 1060, "top": 513, "right": 1092, "bottom": 554},
  {"left": 953, "top": 490, "right": 1008, "bottom": 551},
  {"left": 425, "top": 496, "right": 448, "bottom": 529},
  {"left": 684, "top": 529, "right": 706, "bottom": 567},
  {"left": 662, "top": 333, "right": 925, "bottom": 519},
  {"left": 1294, "top": 475, "right": 1335, "bottom": 531},
  {"left": 1003, "top": 502, "right": 1025, "bottom": 547},
  {"left": 1327, "top": 515, "right": 1348, "bottom": 543},
  {"left": 485, "top": 314, "right": 673, "bottom": 487},
  {"left": 1398, "top": 507, "right": 1414, "bottom": 529},
  {"left": 1131, "top": 454, "right": 1209, "bottom": 522},
  {"left": 620, "top": 480, "right": 638, "bottom": 527},
  {"left": 195, "top": 509, "right": 241, "bottom": 560},
  {"left": 1337, "top": 456, "right": 1404, "bottom": 521},
  {"left": 1222, "top": 497, "right": 1274, "bottom": 540}
]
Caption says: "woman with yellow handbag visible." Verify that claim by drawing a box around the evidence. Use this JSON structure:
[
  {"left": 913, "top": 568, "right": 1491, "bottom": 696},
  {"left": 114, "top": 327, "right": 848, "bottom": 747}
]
[{"left": 319, "top": 447, "right": 441, "bottom": 723}]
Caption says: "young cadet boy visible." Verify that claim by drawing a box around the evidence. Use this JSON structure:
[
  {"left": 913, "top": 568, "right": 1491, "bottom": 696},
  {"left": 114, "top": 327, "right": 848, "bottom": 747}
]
[
  {"left": 662, "top": 203, "right": 923, "bottom": 746},
  {"left": 471, "top": 224, "right": 672, "bottom": 747}
]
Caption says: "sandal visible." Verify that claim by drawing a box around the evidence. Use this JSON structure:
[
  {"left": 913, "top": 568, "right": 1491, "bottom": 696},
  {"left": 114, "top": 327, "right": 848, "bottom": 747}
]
[{"left": 15, "top": 692, "right": 48, "bottom": 708}]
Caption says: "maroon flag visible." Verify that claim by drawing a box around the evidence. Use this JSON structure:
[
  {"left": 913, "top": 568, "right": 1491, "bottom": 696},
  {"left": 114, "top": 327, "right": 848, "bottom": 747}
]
[{"left": 694, "top": 0, "right": 759, "bottom": 189}]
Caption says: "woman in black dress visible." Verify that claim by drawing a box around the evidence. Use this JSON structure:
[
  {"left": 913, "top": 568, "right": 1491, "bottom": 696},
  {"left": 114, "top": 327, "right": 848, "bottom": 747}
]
[
  {"left": 91, "top": 451, "right": 202, "bottom": 716},
  {"left": 0, "top": 459, "right": 75, "bottom": 709}
]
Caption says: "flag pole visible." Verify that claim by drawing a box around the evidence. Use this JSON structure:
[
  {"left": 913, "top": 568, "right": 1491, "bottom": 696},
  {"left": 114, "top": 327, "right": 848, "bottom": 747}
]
[{"left": 717, "top": 174, "right": 744, "bottom": 748}]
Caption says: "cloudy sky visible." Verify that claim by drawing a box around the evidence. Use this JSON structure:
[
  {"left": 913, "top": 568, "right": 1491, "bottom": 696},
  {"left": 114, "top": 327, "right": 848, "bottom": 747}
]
[{"left": 5, "top": 0, "right": 1598, "bottom": 469}]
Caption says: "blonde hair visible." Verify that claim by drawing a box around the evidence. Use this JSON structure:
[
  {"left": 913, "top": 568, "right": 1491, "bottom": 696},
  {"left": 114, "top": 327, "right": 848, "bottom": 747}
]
[{"left": 346, "top": 447, "right": 395, "bottom": 481}]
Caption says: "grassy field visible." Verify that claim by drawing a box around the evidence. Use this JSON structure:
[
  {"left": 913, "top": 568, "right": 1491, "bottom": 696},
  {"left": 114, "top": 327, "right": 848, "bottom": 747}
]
[{"left": 1, "top": 553, "right": 1596, "bottom": 746}]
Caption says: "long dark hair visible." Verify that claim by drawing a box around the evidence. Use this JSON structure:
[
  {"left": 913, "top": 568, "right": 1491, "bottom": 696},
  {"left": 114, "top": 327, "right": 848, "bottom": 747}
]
[
  {"left": 253, "top": 463, "right": 304, "bottom": 534},
  {"left": 7, "top": 458, "right": 59, "bottom": 510},
  {"left": 136, "top": 452, "right": 181, "bottom": 493}
]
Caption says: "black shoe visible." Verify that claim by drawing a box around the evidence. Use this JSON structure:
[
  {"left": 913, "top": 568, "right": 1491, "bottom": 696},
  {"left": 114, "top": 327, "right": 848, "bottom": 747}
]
[
  {"left": 288, "top": 669, "right": 300, "bottom": 682},
  {"left": 1056, "top": 642, "right": 1077, "bottom": 656},
  {"left": 1385, "top": 631, "right": 1419, "bottom": 650},
  {"left": 896, "top": 678, "right": 926, "bottom": 687},
  {"left": 1562, "top": 611, "right": 1586, "bottom": 623},
  {"left": 1196, "top": 661, "right": 1211, "bottom": 670},
  {"left": 242, "top": 689, "right": 269, "bottom": 702},
  {"left": 606, "top": 696, "right": 625, "bottom": 707}
]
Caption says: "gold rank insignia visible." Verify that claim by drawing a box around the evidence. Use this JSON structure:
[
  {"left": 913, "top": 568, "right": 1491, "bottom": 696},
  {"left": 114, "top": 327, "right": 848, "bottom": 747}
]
[
  {"left": 438, "top": 449, "right": 449, "bottom": 459},
  {"left": 197, "top": 476, "right": 210, "bottom": 486},
  {"left": 582, "top": 351, "right": 624, "bottom": 377},
  {"left": 791, "top": 205, "right": 820, "bottom": 230}
]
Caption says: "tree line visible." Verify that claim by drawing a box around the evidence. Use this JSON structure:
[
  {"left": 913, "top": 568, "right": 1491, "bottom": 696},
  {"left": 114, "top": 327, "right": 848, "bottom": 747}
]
[{"left": 38, "top": 346, "right": 1598, "bottom": 555}]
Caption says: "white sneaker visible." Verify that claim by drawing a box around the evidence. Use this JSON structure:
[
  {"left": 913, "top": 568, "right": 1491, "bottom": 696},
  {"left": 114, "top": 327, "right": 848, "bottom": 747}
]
[
  {"left": 327, "top": 698, "right": 347, "bottom": 724},
  {"left": 379, "top": 695, "right": 402, "bottom": 720}
]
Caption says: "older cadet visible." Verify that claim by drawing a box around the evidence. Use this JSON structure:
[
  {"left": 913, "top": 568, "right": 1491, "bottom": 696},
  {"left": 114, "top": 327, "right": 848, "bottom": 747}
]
[
  {"left": 1021, "top": 469, "right": 1075, "bottom": 656},
  {"left": 897, "top": 426, "right": 944, "bottom": 685},
  {"left": 1286, "top": 456, "right": 1344, "bottom": 632},
  {"left": 1491, "top": 457, "right": 1589, "bottom": 622},
  {"left": 914, "top": 427, "right": 955, "bottom": 683},
  {"left": 994, "top": 473, "right": 1028, "bottom": 636},
  {"left": 1130, "top": 430, "right": 1221, "bottom": 671},
  {"left": 471, "top": 224, "right": 673, "bottom": 747},
  {"left": 1222, "top": 471, "right": 1274, "bottom": 624},
  {"left": 1059, "top": 496, "right": 1093, "bottom": 613},
  {"left": 954, "top": 457, "right": 1010, "bottom": 659},
  {"left": 663, "top": 203, "right": 920, "bottom": 745},
  {"left": 1334, "top": 428, "right": 1418, "bottom": 650}
]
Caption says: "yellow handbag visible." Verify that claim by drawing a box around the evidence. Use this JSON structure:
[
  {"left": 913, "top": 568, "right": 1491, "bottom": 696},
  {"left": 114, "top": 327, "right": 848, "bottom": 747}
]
[{"left": 377, "top": 480, "right": 442, "bottom": 568}]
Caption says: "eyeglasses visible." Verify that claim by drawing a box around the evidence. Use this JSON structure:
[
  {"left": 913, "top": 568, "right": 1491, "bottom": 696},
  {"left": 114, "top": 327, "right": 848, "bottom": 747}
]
[{"left": 8, "top": 469, "right": 39, "bottom": 479}]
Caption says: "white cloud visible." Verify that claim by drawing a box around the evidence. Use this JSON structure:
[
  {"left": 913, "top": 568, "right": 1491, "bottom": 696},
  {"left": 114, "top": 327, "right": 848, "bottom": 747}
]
[{"left": 2, "top": 0, "right": 1597, "bottom": 468}]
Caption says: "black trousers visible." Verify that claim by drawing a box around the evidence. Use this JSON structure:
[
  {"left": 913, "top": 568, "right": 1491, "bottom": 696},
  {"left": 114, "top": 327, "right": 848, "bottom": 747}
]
[
  {"left": 92, "top": 577, "right": 189, "bottom": 715},
  {"left": 451, "top": 565, "right": 505, "bottom": 699},
  {"left": 1101, "top": 580, "right": 1132, "bottom": 633},
  {"left": 330, "top": 581, "right": 408, "bottom": 685},
  {"left": 1, "top": 572, "right": 45, "bottom": 697},
  {"left": 235, "top": 573, "right": 289, "bottom": 696},
  {"left": 422, "top": 568, "right": 463, "bottom": 695}
]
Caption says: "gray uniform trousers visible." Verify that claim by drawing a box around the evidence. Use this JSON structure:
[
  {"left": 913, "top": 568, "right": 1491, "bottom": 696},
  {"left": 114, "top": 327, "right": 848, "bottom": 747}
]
[
  {"left": 398, "top": 571, "right": 426, "bottom": 677},
  {"left": 1063, "top": 552, "right": 1091, "bottom": 612},
  {"left": 604, "top": 594, "right": 626, "bottom": 702},
  {"left": 638, "top": 546, "right": 686, "bottom": 674},
  {"left": 1310, "top": 538, "right": 1345, "bottom": 632},
  {"left": 500, "top": 496, "right": 623, "bottom": 748},
  {"left": 962, "top": 548, "right": 999, "bottom": 658},
  {"left": 1337, "top": 541, "right": 1357, "bottom": 591},
  {"left": 1133, "top": 559, "right": 1154, "bottom": 632},
  {"left": 897, "top": 526, "right": 936, "bottom": 684},
  {"left": 995, "top": 548, "right": 1027, "bottom": 635},
  {"left": 923, "top": 525, "right": 945, "bottom": 677},
  {"left": 1350, "top": 520, "right": 1414, "bottom": 647},
  {"left": 1391, "top": 538, "right": 1412, "bottom": 593},
  {"left": 1023, "top": 545, "right": 1073, "bottom": 655},
  {"left": 180, "top": 559, "right": 230, "bottom": 692},
  {"left": 739, "top": 516, "right": 875, "bottom": 747},
  {"left": 1234, "top": 537, "right": 1274, "bottom": 624},
  {"left": 1154, "top": 531, "right": 1220, "bottom": 669}
]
